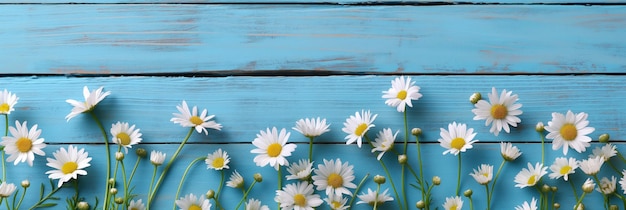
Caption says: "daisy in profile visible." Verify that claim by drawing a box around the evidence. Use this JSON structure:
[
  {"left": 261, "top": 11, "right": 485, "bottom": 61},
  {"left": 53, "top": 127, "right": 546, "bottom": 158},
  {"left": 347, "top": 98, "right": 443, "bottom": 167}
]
[
  {"left": 171, "top": 100, "right": 222, "bottom": 135},
  {"left": 545, "top": 110, "right": 595, "bottom": 155},
  {"left": 356, "top": 188, "right": 394, "bottom": 206},
  {"left": 128, "top": 199, "right": 146, "bottom": 210},
  {"left": 286, "top": 159, "right": 314, "bottom": 181},
  {"left": 275, "top": 181, "right": 323, "bottom": 210},
  {"left": 312, "top": 159, "right": 357, "bottom": 196},
  {"left": 150, "top": 150, "right": 166, "bottom": 166},
  {"left": 175, "top": 193, "right": 211, "bottom": 210},
  {"left": 205, "top": 148, "right": 230, "bottom": 170},
  {"left": 293, "top": 117, "right": 330, "bottom": 138},
  {"left": 382, "top": 76, "right": 422, "bottom": 112},
  {"left": 0, "top": 89, "right": 18, "bottom": 115},
  {"left": 226, "top": 170, "right": 244, "bottom": 189},
  {"left": 65, "top": 86, "right": 110, "bottom": 121},
  {"left": 514, "top": 197, "right": 537, "bottom": 210},
  {"left": 324, "top": 193, "right": 349, "bottom": 210},
  {"left": 342, "top": 110, "right": 377, "bottom": 148},
  {"left": 471, "top": 87, "right": 522, "bottom": 136},
  {"left": 245, "top": 198, "right": 269, "bottom": 210},
  {"left": 438, "top": 122, "right": 478, "bottom": 156},
  {"left": 500, "top": 142, "right": 522, "bottom": 161},
  {"left": 548, "top": 157, "right": 578, "bottom": 181},
  {"left": 597, "top": 176, "right": 617, "bottom": 194},
  {"left": 1, "top": 121, "right": 46, "bottom": 166},
  {"left": 441, "top": 196, "right": 463, "bottom": 210},
  {"left": 589, "top": 143, "right": 617, "bottom": 162},
  {"left": 46, "top": 145, "right": 92, "bottom": 187},
  {"left": 110, "top": 122, "right": 142, "bottom": 153},
  {"left": 579, "top": 156, "right": 603, "bottom": 176},
  {"left": 514, "top": 162, "right": 548, "bottom": 188},
  {"left": 619, "top": 170, "right": 626, "bottom": 194},
  {"left": 250, "top": 127, "right": 297, "bottom": 170},
  {"left": 371, "top": 128, "right": 397, "bottom": 160},
  {"left": 0, "top": 182, "right": 16, "bottom": 198},
  {"left": 470, "top": 164, "right": 493, "bottom": 185}
]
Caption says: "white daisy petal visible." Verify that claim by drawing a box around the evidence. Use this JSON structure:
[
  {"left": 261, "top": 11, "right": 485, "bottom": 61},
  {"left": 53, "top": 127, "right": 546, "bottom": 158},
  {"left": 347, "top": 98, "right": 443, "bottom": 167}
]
[
  {"left": 0, "top": 89, "right": 19, "bottom": 115},
  {"left": 250, "top": 127, "right": 296, "bottom": 171},
  {"left": 170, "top": 100, "right": 223, "bottom": 135},
  {"left": 110, "top": 122, "right": 142, "bottom": 154},
  {"left": 312, "top": 159, "right": 356, "bottom": 197},
  {"left": 356, "top": 188, "right": 394, "bottom": 206},
  {"left": 175, "top": 193, "right": 211, "bottom": 210},
  {"left": 65, "top": 86, "right": 110, "bottom": 121},
  {"left": 382, "top": 76, "right": 422, "bottom": 112},
  {"left": 514, "top": 162, "right": 548, "bottom": 188},
  {"left": 275, "top": 181, "right": 323, "bottom": 210},
  {"left": 45, "top": 145, "right": 92, "bottom": 187},
  {"left": 438, "top": 122, "right": 479, "bottom": 156},
  {"left": 0, "top": 121, "right": 47, "bottom": 166},
  {"left": 342, "top": 110, "right": 377, "bottom": 148},
  {"left": 545, "top": 110, "right": 595, "bottom": 155},
  {"left": 471, "top": 87, "right": 523, "bottom": 136}
]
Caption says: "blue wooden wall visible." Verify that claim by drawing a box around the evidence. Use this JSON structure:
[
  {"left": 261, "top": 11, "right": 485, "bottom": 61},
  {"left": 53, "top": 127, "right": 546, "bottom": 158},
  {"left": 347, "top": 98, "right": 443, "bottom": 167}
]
[{"left": 0, "top": 0, "right": 625, "bottom": 209}]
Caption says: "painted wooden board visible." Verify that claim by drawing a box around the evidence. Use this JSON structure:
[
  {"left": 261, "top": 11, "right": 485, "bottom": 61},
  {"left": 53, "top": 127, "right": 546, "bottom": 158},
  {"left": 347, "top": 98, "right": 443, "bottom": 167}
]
[
  {"left": 1, "top": 5, "right": 625, "bottom": 74},
  {"left": 5, "top": 1, "right": 626, "bottom": 4}
]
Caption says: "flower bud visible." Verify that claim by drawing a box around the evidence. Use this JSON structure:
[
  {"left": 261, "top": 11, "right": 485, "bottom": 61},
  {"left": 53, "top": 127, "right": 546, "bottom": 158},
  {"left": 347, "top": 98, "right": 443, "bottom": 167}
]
[
  {"left": 109, "top": 188, "right": 118, "bottom": 195},
  {"left": 416, "top": 200, "right": 425, "bottom": 209},
  {"left": 599, "top": 134, "right": 610, "bottom": 143},
  {"left": 115, "top": 152, "right": 124, "bottom": 161},
  {"left": 114, "top": 197, "right": 124, "bottom": 204},
  {"left": 374, "top": 175, "right": 386, "bottom": 184},
  {"left": 582, "top": 179, "right": 595, "bottom": 193},
  {"left": 411, "top": 128, "right": 422, "bottom": 136},
  {"left": 398, "top": 154, "right": 407, "bottom": 165},
  {"left": 535, "top": 122, "right": 545, "bottom": 133},
  {"left": 542, "top": 184, "right": 551, "bottom": 193},
  {"left": 463, "top": 189, "right": 473, "bottom": 197},
  {"left": 610, "top": 205, "right": 618, "bottom": 210},
  {"left": 253, "top": 173, "right": 263, "bottom": 182},
  {"left": 575, "top": 203, "right": 585, "bottom": 210},
  {"left": 136, "top": 148, "right": 147, "bottom": 158},
  {"left": 469, "top": 92, "right": 482, "bottom": 104},
  {"left": 21, "top": 180, "right": 30, "bottom": 188},
  {"left": 432, "top": 176, "right": 441, "bottom": 186},
  {"left": 551, "top": 186, "right": 558, "bottom": 192},
  {"left": 206, "top": 189, "right": 215, "bottom": 199},
  {"left": 77, "top": 201, "right": 90, "bottom": 210},
  {"left": 108, "top": 178, "right": 116, "bottom": 186},
  {"left": 553, "top": 203, "right": 560, "bottom": 209}
]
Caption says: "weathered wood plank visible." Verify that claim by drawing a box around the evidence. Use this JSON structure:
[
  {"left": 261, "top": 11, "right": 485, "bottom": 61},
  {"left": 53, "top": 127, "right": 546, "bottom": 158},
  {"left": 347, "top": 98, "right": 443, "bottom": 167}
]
[
  {"left": 5, "top": 0, "right": 626, "bottom": 4},
  {"left": 1, "top": 5, "right": 624, "bottom": 74}
]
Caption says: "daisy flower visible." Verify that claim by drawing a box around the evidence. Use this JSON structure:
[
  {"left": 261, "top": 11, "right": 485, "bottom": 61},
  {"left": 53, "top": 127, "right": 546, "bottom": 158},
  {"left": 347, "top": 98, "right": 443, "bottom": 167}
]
[
  {"left": 175, "top": 193, "right": 211, "bottom": 210},
  {"left": 0, "top": 121, "right": 46, "bottom": 166},
  {"left": 342, "top": 110, "right": 377, "bottom": 148},
  {"left": 382, "top": 76, "right": 422, "bottom": 112},
  {"left": 65, "top": 86, "right": 110, "bottom": 121},
  {"left": 251, "top": 127, "right": 297, "bottom": 170},
  {"left": 500, "top": 142, "right": 522, "bottom": 161},
  {"left": 171, "top": 100, "right": 222, "bottom": 135},
  {"left": 589, "top": 143, "right": 617, "bottom": 162},
  {"left": 226, "top": 170, "right": 244, "bottom": 189},
  {"left": 471, "top": 87, "right": 522, "bottom": 136},
  {"left": 110, "top": 122, "right": 142, "bottom": 153},
  {"left": 312, "top": 159, "right": 357, "bottom": 197},
  {"left": 293, "top": 117, "right": 330, "bottom": 138},
  {"left": 45, "top": 145, "right": 92, "bottom": 187},
  {"left": 469, "top": 164, "right": 493, "bottom": 185},
  {"left": 579, "top": 156, "right": 603, "bottom": 176},
  {"left": 438, "top": 122, "right": 478, "bottom": 156},
  {"left": 205, "top": 148, "right": 230, "bottom": 170},
  {"left": 150, "top": 150, "right": 166, "bottom": 166},
  {"left": 0, "top": 182, "right": 16, "bottom": 198},
  {"left": 441, "top": 196, "right": 463, "bottom": 210},
  {"left": 514, "top": 162, "right": 548, "bottom": 188},
  {"left": 275, "top": 181, "right": 323, "bottom": 210},
  {"left": 514, "top": 197, "right": 537, "bottom": 210},
  {"left": 548, "top": 157, "right": 578, "bottom": 181},
  {"left": 0, "top": 89, "right": 18, "bottom": 115},
  {"left": 545, "top": 110, "right": 595, "bottom": 155},
  {"left": 128, "top": 199, "right": 146, "bottom": 210},
  {"left": 324, "top": 193, "right": 349, "bottom": 210},
  {"left": 371, "top": 128, "right": 397, "bottom": 160},
  {"left": 356, "top": 188, "right": 394, "bottom": 206},
  {"left": 245, "top": 198, "right": 269, "bottom": 210},
  {"left": 619, "top": 170, "right": 626, "bottom": 194},
  {"left": 286, "top": 159, "right": 314, "bottom": 181},
  {"left": 582, "top": 178, "right": 596, "bottom": 193},
  {"left": 597, "top": 176, "right": 617, "bottom": 194}
]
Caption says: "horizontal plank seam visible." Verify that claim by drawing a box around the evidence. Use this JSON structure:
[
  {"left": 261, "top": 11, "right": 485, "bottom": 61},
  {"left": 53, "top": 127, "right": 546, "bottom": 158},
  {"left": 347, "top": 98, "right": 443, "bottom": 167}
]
[
  {"left": 41, "top": 141, "right": 626, "bottom": 145},
  {"left": 1, "top": 2, "right": 626, "bottom": 6}
]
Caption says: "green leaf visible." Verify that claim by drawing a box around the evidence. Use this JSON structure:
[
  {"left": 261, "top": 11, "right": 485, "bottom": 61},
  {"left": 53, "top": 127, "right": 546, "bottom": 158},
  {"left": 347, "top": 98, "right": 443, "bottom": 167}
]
[{"left": 35, "top": 203, "right": 58, "bottom": 208}]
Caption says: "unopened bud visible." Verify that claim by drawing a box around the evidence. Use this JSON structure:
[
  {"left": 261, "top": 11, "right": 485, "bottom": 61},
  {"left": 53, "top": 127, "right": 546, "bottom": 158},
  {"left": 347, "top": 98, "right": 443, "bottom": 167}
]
[
  {"left": 432, "top": 176, "right": 441, "bottom": 186},
  {"left": 136, "top": 148, "right": 147, "bottom": 158},
  {"left": 610, "top": 205, "right": 618, "bottom": 210},
  {"left": 575, "top": 203, "right": 585, "bottom": 210},
  {"left": 374, "top": 175, "right": 386, "bottom": 184},
  {"left": 469, "top": 92, "right": 482, "bottom": 104},
  {"left": 416, "top": 200, "right": 425, "bottom": 209},
  {"left": 108, "top": 178, "right": 116, "bottom": 186},
  {"left": 551, "top": 186, "right": 558, "bottom": 192},
  {"left": 206, "top": 189, "right": 215, "bottom": 199},
  {"left": 253, "top": 173, "right": 263, "bottom": 182},
  {"left": 553, "top": 203, "right": 560, "bottom": 209},
  {"left": 463, "top": 189, "right": 473, "bottom": 197},
  {"left": 398, "top": 154, "right": 407, "bottom": 165},
  {"left": 21, "top": 180, "right": 30, "bottom": 188},
  {"left": 536, "top": 122, "right": 545, "bottom": 133},
  {"left": 109, "top": 188, "right": 118, "bottom": 195},
  {"left": 582, "top": 180, "right": 595, "bottom": 193},
  {"left": 114, "top": 197, "right": 124, "bottom": 204},
  {"left": 542, "top": 184, "right": 551, "bottom": 193},
  {"left": 411, "top": 128, "right": 422, "bottom": 136},
  {"left": 77, "top": 201, "right": 90, "bottom": 210},
  {"left": 115, "top": 152, "right": 124, "bottom": 161},
  {"left": 599, "top": 134, "right": 610, "bottom": 143}
]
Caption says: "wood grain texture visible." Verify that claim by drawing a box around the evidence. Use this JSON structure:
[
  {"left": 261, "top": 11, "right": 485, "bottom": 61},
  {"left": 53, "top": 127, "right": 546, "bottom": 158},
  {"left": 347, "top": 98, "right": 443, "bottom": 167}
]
[
  {"left": 1, "top": 5, "right": 625, "bottom": 74},
  {"left": 5, "top": 0, "right": 626, "bottom": 4}
]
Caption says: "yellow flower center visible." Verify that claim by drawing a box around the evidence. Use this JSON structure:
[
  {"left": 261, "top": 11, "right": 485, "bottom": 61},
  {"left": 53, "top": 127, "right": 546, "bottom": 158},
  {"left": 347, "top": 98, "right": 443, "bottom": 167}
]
[
  {"left": 61, "top": 162, "right": 78, "bottom": 174},
  {"left": 327, "top": 173, "right": 344, "bottom": 188},
  {"left": 293, "top": 194, "right": 307, "bottom": 207},
  {"left": 130, "top": 208, "right": 139, "bottom": 210},
  {"left": 527, "top": 175, "right": 537, "bottom": 185},
  {"left": 560, "top": 165, "right": 572, "bottom": 175},
  {"left": 116, "top": 132, "right": 131, "bottom": 146},
  {"left": 331, "top": 201, "right": 342, "bottom": 209},
  {"left": 450, "top": 204, "right": 458, "bottom": 210},
  {"left": 396, "top": 90, "right": 407, "bottom": 100},
  {"left": 450, "top": 137, "right": 466, "bottom": 150},
  {"left": 490, "top": 104, "right": 508, "bottom": 119},
  {"left": 16, "top": 137, "right": 33, "bottom": 153},
  {"left": 212, "top": 157, "right": 225, "bottom": 168},
  {"left": 354, "top": 123, "right": 368, "bottom": 136},
  {"left": 482, "top": 173, "right": 489, "bottom": 177},
  {"left": 0, "top": 103, "right": 10, "bottom": 113},
  {"left": 560, "top": 123, "right": 578, "bottom": 141},
  {"left": 188, "top": 204, "right": 202, "bottom": 210},
  {"left": 267, "top": 143, "right": 283, "bottom": 157},
  {"left": 190, "top": 116, "right": 204, "bottom": 126}
]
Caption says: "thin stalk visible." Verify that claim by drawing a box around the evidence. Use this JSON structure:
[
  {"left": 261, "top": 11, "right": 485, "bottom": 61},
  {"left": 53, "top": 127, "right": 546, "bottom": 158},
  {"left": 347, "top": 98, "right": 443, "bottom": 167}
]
[
  {"left": 349, "top": 174, "right": 370, "bottom": 208},
  {"left": 146, "top": 165, "right": 158, "bottom": 210},
  {"left": 414, "top": 135, "right": 426, "bottom": 205},
  {"left": 28, "top": 185, "right": 62, "bottom": 210},
  {"left": 216, "top": 170, "right": 225, "bottom": 201},
  {"left": 540, "top": 133, "right": 545, "bottom": 165},
  {"left": 608, "top": 161, "right": 621, "bottom": 174},
  {"left": 127, "top": 157, "right": 142, "bottom": 187},
  {"left": 485, "top": 184, "right": 491, "bottom": 210},
  {"left": 593, "top": 175, "right": 610, "bottom": 210},
  {"left": 120, "top": 160, "right": 129, "bottom": 208},
  {"left": 401, "top": 164, "right": 408, "bottom": 210},
  {"left": 373, "top": 183, "right": 380, "bottom": 210},
  {"left": 90, "top": 112, "right": 111, "bottom": 210},
  {"left": 468, "top": 195, "right": 474, "bottom": 210},
  {"left": 234, "top": 180, "right": 258, "bottom": 210},
  {"left": 277, "top": 167, "right": 282, "bottom": 210},
  {"left": 403, "top": 111, "right": 408, "bottom": 155},
  {"left": 379, "top": 160, "right": 403, "bottom": 210},
  {"left": 308, "top": 136, "right": 314, "bottom": 162},
  {"left": 574, "top": 192, "right": 587, "bottom": 209},
  {"left": 569, "top": 180, "right": 579, "bottom": 200},
  {"left": 2, "top": 114, "right": 8, "bottom": 181},
  {"left": 173, "top": 157, "right": 205, "bottom": 210},
  {"left": 617, "top": 152, "right": 626, "bottom": 164},
  {"left": 15, "top": 186, "right": 27, "bottom": 210},
  {"left": 148, "top": 128, "right": 194, "bottom": 205},
  {"left": 488, "top": 160, "right": 506, "bottom": 206},
  {"left": 614, "top": 193, "right": 626, "bottom": 210},
  {"left": 456, "top": 154, "right": 462, "bottom": 196}
]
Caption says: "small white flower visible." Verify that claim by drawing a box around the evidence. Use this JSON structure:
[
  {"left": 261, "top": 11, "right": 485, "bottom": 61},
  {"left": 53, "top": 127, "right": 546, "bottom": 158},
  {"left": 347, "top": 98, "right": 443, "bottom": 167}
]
[
  {"left": 0, "top": 121, "right": 46, "bottom": 166},
  {"left": 312, "top": 159, "right": 357, "bottom": 197},
  {"left": 589, "top": 143, "right": 617, "bottom": 162},
  {"left": 150, "top": 150, "right": 166, "bottom": 166},
  {"left": 250, "top": 127, "right": 297, "bottom": 170},
  {"left": 293, "top": 117, "right": 330, "bottom": 138},
  {"left": 545, "top": 110, "right": 595, "bottom": 155},
  {"left": 175, "top": 193, "right": 211, "bottom": 210},
  {"left": 382, "top": 76, "right": 422, "bottom": 112},
  {"left": 619, "top": 170, "right": 626, "bottom": 194},
  {"left": 286, "top": 159, "right": 314, "bottom": 181},
  {"left": 438, "top": 122, "right": 478, "bottom": 156},
  {"left": 170, "top": 100, "right": 222, "bottom": 135},
  {"left": 245, "top": 198, "right": 269, "bottom": 210},
  {"left": 205, "top": 148, "right": 230, "bottom": 170},
  {"left": 128, "top": 199, "right": 146, "bottom": 210},
  {"left": 514, "top": 197, "right": 537, "bottom": 210},
  {"left": 371, "top": 128, "right": 397, "bottom": 160},
  {"left": 275, "top": 181, "right": 323, "bottom": 210},
  {"left": 472, "top": 87, "right": 523, "bottom": 136},
  {"left": 579, "top": 156, "right": 604, "bottom": 176},
  {"left": 548, "top": 157, "right": 578, "bottom": 181},
  {"left": 110, "top": 122, "right": 142, "bottom": 153},
  {"left": 65, "top": 86, "right": 110, "bottom": 121},
  {"left": 0, "top": 182, "right": 16, "bottom": 198},
  {"left": 342, "top": 110, "right": 377, "bottom": 148},
  {"left": 226, "top": 170, "right": 244, "bottom": 189},
  {"left": 0, "top": 89, "right": 18, "bottom": 115},
  {"left": 357, "top": 188, "right": 394, "bottom": 206},
  {"left": 597, "top": 176, "right": 617, "bottom": 194},
  {"left": 324, "top": 193, "right": 349, "bottom": 210},
  {"left": 500, "top": 142, "right": 522, "bottom": 161},
  {"left": 441, "top": 196, "right": 463, "bottom": 210},
  {"left": 45, "top": 145, "right": 92, "bottom": 187},
  {"left": 470, "top": 164, "right": 493, "bottom": 185},
  {"left": 514, "top": 162, "right": 548, "bottom": 188}
]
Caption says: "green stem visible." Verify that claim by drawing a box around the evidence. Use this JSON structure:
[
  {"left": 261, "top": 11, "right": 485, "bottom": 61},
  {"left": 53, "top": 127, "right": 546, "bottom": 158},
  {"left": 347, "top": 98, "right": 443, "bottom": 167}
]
[
  {"left": 403, "top": 111, "right": 408, "bottom": 155},
  {"left": 401, "top": 164, "right": 407, "bottom": 210},
  {"left": 234, "top": 180, "right": 257, "bottom": 210},
  {"left": 173, "top": 157, "right": 205, "bottom": 210},
  {"left": 308, "top": 136, "right": 314, "bottom": 162},
  {"left": 569, "top": 180, "right": 579, "bottom": 201},
  {"left": 617, "top": 152, "right": 626, "bottom": 164},
  {"left": 379, "top": 160, "right": 403, "bottom": 210},
  {"left": 614, "top": 193, "right": 626, "bottom": 210},
  {"left": 120, "top": 160, "right": 129, "bottom": 208},
  {"left": 5, "top": 198, "right": 9, "bottom": 210},
  {"left": 216, "top": 170, "right": 225, "bottom": 201},
  {"left": 148, "top": 128, "right": 194, "bottom": 205},
  {"left": 349, "top": 174, "right": 370, "bottom": 208},
  {"left": 15, "top": 186, "right": 27, "bottom": 210},
  {"left": 373, "top": 183, "right": 380, "bottom": 210},
  {"left": 2, "top": 114, "right": 8, "bottom": 181},
  {"left": 485, "top": 184, "right": 490, "bottom": 210},
  {"left": 127, "top": 156, "right": 142, "bottom": 188},
  {"left": 89, "top": 112, "right": 111, "bottom": 210},
  {"left": 489, "top": 160, "right": 505, "bottom": 207},
  {"left": 414, "top": 135, "right": 426, "bottom": 207},
  {"left": 277, "top": 167, "right": 282, "bottom": 210},
  {"left": 574, "top": 192, "right": 587, "bottom": 209},
  {"left": 146, "top": 165, "right": 158, "bottom": 210},
  {"left": 593, "top": 175, "right": 610, "bottom": 210},
  {"left": 456, "top": 154, "right": 462, "bottom": 196},
  {"left": 212, "top": 198, "right": 224, "bottom": 210},
  {"left": 540, "top": 133, "right": 545, "bottom": 165},
  {"left": 28, "top": 184, "right": 62, "bottom": 210},
  {"left": 468, "top": 195, "right": 474, "bottom": 210},
  {"left": 608, "top": 161, "right": 621, "bottom": 175}
]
